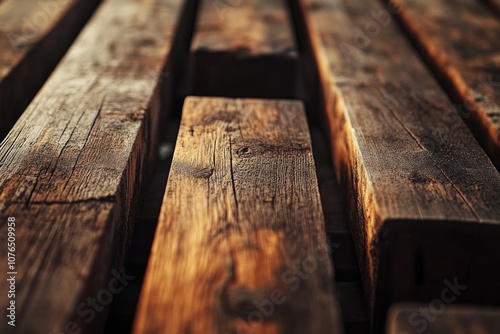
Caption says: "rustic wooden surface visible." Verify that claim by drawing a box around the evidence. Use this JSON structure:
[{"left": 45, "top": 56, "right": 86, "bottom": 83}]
[
  {"left": 297, "top": 0, "right": 500, "bottom": 329},
  {"left": 134, "top": 97, "right": 344, "bottom": 334},
  {"left": 387, "top": 303, "right": 500, "bottom": 334},
  {"left": 190, "top": 0, "right": 299, "bottom": 98},
  {"left": 0, "top": 0, "right": 101, "bottom": 139},
  {"left": 0, "top": 0, "right": 193, "bottom": 332},
  {"left": 391, "top": 0, "right": 500, "bottom": 168}
]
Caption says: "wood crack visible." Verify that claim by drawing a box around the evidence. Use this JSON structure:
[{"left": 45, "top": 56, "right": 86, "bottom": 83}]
[
  {"left": 25, "top": 169, "right": 45, "bottom": 208},
  {"left": 381, "top": 95, "right": 481, "bottom": 220},
  {"left": 434, "top": 165, "right": 482, "bottom": 221},
  {"left": 228, "top": 138, "right": 239, "bottom": 218},
  {"left": 14, "top": 195, "right": 116, "bottom": 206},
  {"left": 63, "top": 93, "right": 106, "bottom": 191}
]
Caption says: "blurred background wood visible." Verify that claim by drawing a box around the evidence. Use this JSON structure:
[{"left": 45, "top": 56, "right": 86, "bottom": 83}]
[
  {"left": 190, "top": 0, "right": 299, "bottom": 98},
  {"left": 391, "top": 0, "right": 500, "bottom": 167},
  {"left": 0, "top": 0, "right": 101, "bottom": 139},
  {"left": 387, "top": 303, "right": 500, "bottom": 334}
]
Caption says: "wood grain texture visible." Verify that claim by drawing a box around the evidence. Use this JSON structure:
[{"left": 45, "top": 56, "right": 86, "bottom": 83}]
[
  {"left": 390, "top": 0, "right": 500, "bottom": 167},
  {"left": 0, "top": 0, "right": 192, "bottom": 332},
  {"left": 134, "top": 97, "right": 344, "bottom": 334},
  {"left": 296, "top": 0, "right": 500, "bottom": 328},
  {"left": 190, "top": 0, "right": 299, "bottom": 98},
  {"left": 0, "top": 0, "right": 101, "bottom": 139},
  {"left": 387, "top": 303, "right": 500, "bottom": 334}
]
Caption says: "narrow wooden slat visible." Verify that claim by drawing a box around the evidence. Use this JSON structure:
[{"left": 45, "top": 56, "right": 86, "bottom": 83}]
[
  {"left": 134, "top": 97, "right": 344, "bottom": 334},
  {"left": 0, "top": 0, "right": 193, "bottom": 332},
  {"left": 190, "top": 0, "right": 299, "bottom": 98},
  {"left": 390, "top": 0, "right": 500, "bottom": 167},
  {"left": 296, "top": 0, "right": 500, "bottom": 328},
  {"left": 387, "top": 303, "right": 500, "bottom": 334},
  {"left": 0, "top": 0, "right": 101, "bottom": 138}
]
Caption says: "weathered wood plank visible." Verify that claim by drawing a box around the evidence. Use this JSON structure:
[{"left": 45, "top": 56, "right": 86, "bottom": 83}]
[
  {"left": 189, "top": 0, "right": 299, "bottom": 98},
  {"left": 0, "top": 0, "right": 194, "bottom": 332},
  {"left": 296, "top": 0, "right": 500, "bottom": 328},
  {"left": 390, "top": 0, "right": 500, "bottom": 167},
  {"left": 0, "top": 0, "right": 101, "bottom": 139},
  {"left": 134, "top": 97, "right": 344, "bottom": 334},
  {"left": 387, "top": 303, "right": 500, "bottom": 334}
]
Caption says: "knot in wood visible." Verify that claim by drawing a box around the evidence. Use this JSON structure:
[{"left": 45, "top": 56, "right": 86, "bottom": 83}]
[{"left": 236, "top": 146, "right": 251, "bottom": 157}]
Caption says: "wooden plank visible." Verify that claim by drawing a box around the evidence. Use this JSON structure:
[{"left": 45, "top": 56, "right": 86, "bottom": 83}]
[
  {"left": 189, "top": 0, "right": 299, "bottom": 98},
  {"left": 296, "top": 0, "right": 500, "bottom": 329},
  {"left": 390, "top": 0, "right": 500, "bottom": 168},
  {"left": 134, "top": 97, "right": 344, "bottom": 334},
  {"left": 0, "top": 0, "right": 194, "bottom": 332},
  {"left": 0, "top": 0, "right": 101, "bottom": 139},
  {"left": 387, "top": 303, "right": 500, "bottom": 334}
]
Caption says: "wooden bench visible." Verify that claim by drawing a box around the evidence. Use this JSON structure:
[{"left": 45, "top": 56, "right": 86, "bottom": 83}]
[{"left": 0, "top": 0, "right": 500, "bottom": 333}]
